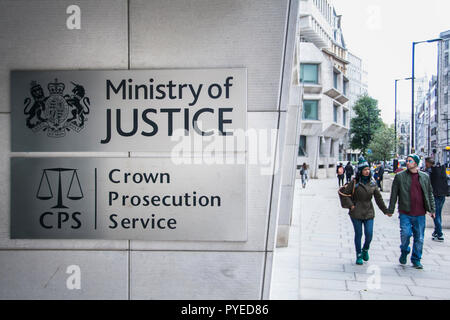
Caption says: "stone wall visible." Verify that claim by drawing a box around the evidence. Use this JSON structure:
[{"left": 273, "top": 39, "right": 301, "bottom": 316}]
[{"left": 0, "top": 0, "right": 299, "bottom": 299}]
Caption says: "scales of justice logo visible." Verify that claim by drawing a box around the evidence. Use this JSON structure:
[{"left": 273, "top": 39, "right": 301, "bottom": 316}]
[
  {"left": 23, "top": 78, "right": 90, "bottom": 137},
  {"left": 36, "top": 168, "right": 84, "bottom": 209}
]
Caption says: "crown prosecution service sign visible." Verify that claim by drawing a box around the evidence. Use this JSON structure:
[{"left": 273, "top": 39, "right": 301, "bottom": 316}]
[
  {"left": 11, "top": 69, "right": 247, "bottom": 152},
  {"left": 11, "top": 157, "right": 247, "bottom": 241}
]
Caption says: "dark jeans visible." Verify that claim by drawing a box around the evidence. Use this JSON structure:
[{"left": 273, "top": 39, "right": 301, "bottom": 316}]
[
  {"left": 350, "top": 218, "right": 374, "bottom": 255},
  {"left": 376, "top": 178, "right": 383, "bottom": 191},
  {"left": 399, "top": 213, "right": 425, "bottom": 263},
  {"left": 338, "top": 175, "right": 345, "bottom": 186},
  {"left": 346, "top": 175, "right": 352, "bottom": 184},
  {"left": 434, "top": 196, "right": 445, "bottom": 237}
]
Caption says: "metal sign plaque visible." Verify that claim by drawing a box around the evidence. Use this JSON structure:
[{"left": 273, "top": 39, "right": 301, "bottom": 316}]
[
  {"left": 11, "top": 69, "right": 247, "bottom": 152},
  {"left": 11, "top": 158, "right": 247, "bottom": 241}
]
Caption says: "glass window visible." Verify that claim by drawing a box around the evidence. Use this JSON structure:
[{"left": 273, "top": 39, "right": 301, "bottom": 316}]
[
  {"left": 343, "top": 80, "right": 348, "bottom": 96},
  {"left": 343, "top": 110, "right": 347, "bottom": 126},
  {"left": 446, "top": 40, "right": 449, "bottom": 50},
  {"left": 333, "top": 105, "right": 338, "bottom": 122},
  {"left": 302, "top": 100, "right": 319, "bottom": 120},
  {"left": 319, "top": 138, "right": 326, "bottom": 157},
  {"left": 446, "top": 53, "right": 449, "bottom": 67},
  {"left": 333, "top": 72, "right": 339, "bottom": 89},
  {"left": 298, "top": 135, "right": 307, "bottom": 156},
  {"left": 300, "top": 64, "right": 319, "bottom": 84},
  {"left": 445, "top": 93, "right": 448, "bottom": 105}
]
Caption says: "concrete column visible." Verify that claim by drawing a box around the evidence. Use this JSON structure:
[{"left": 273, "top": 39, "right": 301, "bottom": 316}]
[
  {"left": 276, "top": 88, "right": 302, "bottom": 247},
  {"left": 0, "top": 0, "right": 300, "bottom": 300}
]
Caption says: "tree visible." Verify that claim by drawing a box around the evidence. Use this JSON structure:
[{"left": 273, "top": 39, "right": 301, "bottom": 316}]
[
  {"left": 350, "top": 95, "right": 383, "bottom": 156},
  {"left": 367, "top": 124, "right": 396, "bottom": 163}
]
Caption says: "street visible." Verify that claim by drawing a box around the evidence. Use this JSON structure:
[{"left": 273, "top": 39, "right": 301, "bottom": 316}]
[{"left": 271, "top": 177, "right": 450, "bottom": 300}]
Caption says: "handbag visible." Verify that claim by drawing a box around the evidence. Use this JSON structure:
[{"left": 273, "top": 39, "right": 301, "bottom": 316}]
[{"left": 338, "top": 179, "right": 356, "bottom": 208}]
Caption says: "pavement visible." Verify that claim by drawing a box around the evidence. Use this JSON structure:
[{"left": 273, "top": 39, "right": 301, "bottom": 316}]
[{"left": 270, "top": 177, "right": 450, "bottom": 300}]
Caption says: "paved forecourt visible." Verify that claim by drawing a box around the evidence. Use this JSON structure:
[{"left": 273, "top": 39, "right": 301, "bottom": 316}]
[{"left": 298, "top": 178, "right": 450, "bottom": 300}]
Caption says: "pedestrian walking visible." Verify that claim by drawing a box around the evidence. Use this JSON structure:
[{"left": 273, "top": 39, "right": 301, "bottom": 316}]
[
  {"left": 339, "top": 157, "right": 390, "bottom": 265},
  {"left": 300, "top": 163, "right": 309, "bottom": 189},
  {"left": 388, "top": 154, "right": 436, "bottom": 269},
  {"left": 375, "top": 163, "right": 384, "bottom": 191},
  {"left": 337, "top": 163, "right": 345, "bottom": 187},
  {"left": 424, "top": 157, "right": 447, "bottom": 242},
  {"left": 344, "top": 161, "right": 354, "bottom": 184}
]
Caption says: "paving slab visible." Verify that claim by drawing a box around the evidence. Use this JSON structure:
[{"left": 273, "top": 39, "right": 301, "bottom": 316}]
[
  {"left": 300, "top": 288, "right": 361, "bottom": 300},
  {"left": 360, "top": 292, "right": 425, "bottom": 300},
  {"left": 300, "top": 263, "right": 345, "bottom": 272},
  {"left": 346, "top": 280, "right": 412, "bottom": 296},
  {"left": 300, "top": 278, "right": 347, "bottom": 291},
  {"left": 355, "top": 273, "right": 415, "bottom": 286},
  {"left": 300, "top": 270, "right": 356, "bottom": 281},
  {"left": 407, "top": 286, "right": 450, "bottom": 299}
]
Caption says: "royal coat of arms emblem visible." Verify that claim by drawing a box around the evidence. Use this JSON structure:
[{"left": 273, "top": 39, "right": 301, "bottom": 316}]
[{"left": 23, "top": 79, "right": 90, "bottom": 137}]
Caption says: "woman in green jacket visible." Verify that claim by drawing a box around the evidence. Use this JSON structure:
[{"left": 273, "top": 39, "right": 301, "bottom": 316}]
[{"left": 341, "top": 157, "right": 391, "bottom": 265}]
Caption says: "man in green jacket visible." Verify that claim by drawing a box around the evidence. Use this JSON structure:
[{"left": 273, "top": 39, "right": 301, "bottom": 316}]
[{"left": 388, "top": 154, "right": 436, "bottom": 269}]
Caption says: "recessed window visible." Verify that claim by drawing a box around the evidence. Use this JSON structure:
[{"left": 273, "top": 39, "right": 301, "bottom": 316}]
[
  {"left": 343, "top": 80, "right": 348, "bottom": 96},
  {"left": 302, "top": 100, "right": 319, "bottom": 120},
  {"left": 343, "top": 110, "right": 348, "bottom": 126},
  {"left": 333, "top": 105, "right": 338, "bottom": 122},
  {"left": 300, "top": 64, "right": 319, "bottom": 84},
  {"left": 333, "top": 72, "right": 339, "bottom": 90},
  {"left": 319, "top": 138, "right": 326, "bottom": 157},
  {"left": 298, "top": 135, "right": 307, "bottom": 156}
]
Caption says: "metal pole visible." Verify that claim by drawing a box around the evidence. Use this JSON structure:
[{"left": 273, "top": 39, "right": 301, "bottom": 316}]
[
  {"left": 395, "top": 79, "right": 398, "bottom": 155},
  {"left": 411, "top": 42, "right": 416, "bottom": 154},
  {"left": 428, "top": 93, "right": 431, "bottom": 156}
]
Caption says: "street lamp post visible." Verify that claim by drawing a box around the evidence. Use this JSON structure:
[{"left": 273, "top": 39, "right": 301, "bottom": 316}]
[{"left": 411, "top": 38, "right": 443, "bottom": 154}]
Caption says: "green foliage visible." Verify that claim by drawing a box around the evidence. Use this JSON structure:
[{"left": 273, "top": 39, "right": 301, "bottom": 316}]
[
  {"left": 350, "top": 95, "right": 383, "bottom": 155},
  {"left": 367, "top": 124, "right": 397, "bottom": 163}
]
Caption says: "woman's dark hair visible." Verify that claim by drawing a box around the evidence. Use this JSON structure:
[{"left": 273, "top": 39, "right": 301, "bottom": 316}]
[
  {"left": 355, "top": 167, "right": 372, "bottom": 183},
  {"left": 302, "top": 163, "right": 307, "bottom": 169}
]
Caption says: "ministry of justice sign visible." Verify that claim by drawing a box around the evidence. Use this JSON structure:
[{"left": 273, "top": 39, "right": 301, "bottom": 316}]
[
  {"left": 11, "top": 158, "right": 247, "bottom": 241},
  {"left": 11, "top": 69, "right": 247, "bottom": 152}
]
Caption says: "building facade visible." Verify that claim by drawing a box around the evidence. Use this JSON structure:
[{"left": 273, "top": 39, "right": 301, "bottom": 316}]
[
  {"left": 415, "top": 76, "right": 438, "bottom": 159},
  {"left": 437, "top": 30, "right": 450, "bottom": 165},
  {"left": 398, "top": 112, "right": 411, "bottom": 157},
  {"left": 297, "top": 0, "right": 349, "bottom": 179},
  {"left": 344, "top": 51, "right": 368, "bottom": 162}
]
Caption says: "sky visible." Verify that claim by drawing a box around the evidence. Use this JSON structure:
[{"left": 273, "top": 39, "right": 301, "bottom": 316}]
[{"left": 332, "top": 0, "right": 450, "bottom": 124}]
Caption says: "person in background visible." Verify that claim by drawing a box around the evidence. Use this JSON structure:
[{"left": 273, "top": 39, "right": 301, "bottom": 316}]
[
  {"left": 375, "top": 163, "right": 385, "bottom": 191},
  {"left": 424, "top": 157, "right": 446, "bottom": 242},
  {"left": 300, "top": 163, "right": 309, "bottom": 189},
  {"left": 341, "top": 156, "right": 391, "bottom": 265},
  {"left": 345, "top": 161, "right": 354, "bottom": 184},
  {"left": 337, "top": 163, "right": 345, "bottom": 187},
  {"left": 388, "top": 154, "right": 436, "bottom": 269}
]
